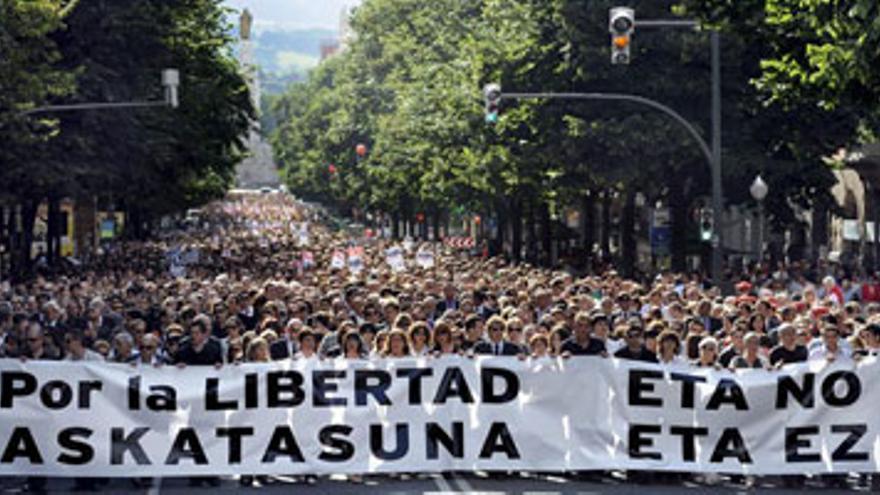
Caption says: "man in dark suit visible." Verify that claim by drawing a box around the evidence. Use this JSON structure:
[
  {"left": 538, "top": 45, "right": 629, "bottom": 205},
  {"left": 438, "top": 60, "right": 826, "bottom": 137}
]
[
  {"left": 270, "top": 319, "right": 300, "bottom": 360},
  {"left": 473, "top": 316, "right": 523, "bottom": 356},
  {"left": 435, "top": 282, "right": 460, "bottom": 316}
]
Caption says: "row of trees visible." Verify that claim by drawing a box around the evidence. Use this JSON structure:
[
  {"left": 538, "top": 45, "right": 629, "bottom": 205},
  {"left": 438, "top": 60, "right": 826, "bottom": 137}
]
[
  {"left": 270, "top": 0, "right": 879, "bottom": 275},
  {"left": 0, "top": 0, "right": 253, "bottom": 278}
]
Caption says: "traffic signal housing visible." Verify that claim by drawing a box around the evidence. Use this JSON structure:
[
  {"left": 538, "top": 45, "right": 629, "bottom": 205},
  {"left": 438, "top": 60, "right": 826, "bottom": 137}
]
[
  {"left": 483, "top": 83, "right": 501, "bottom": 124},
  {"left": 699, "top": 207, "right": 714, "bottom": 243},
  {"left": 609, "top": 7, "right": 635, "bottom": 65}
]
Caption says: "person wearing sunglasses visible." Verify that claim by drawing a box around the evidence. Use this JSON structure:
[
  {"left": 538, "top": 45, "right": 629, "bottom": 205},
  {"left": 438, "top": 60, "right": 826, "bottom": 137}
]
[
  {"left": 693, "top": 336, "right": 721, "bottom": 369},
  {"left": 613, "top": 326, "right": 657, "bottom": 363},
  {"left": 23, "top": 322, "right": 59, "bottom": 361},
  {"left": 134, "top": 333, "right": 165, "bottom": 367},
  {"left": 473, "top": 316, "right": 521, "bottom": 356}
]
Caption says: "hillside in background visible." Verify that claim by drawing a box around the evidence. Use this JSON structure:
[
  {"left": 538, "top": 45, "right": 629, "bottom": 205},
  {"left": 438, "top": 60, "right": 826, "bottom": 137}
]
[
  {"left": 255, "top": 28, "right": 333, "bottom": 74},
  {"left": 234, "top": 26, "right": 337, "bottom": 94}
]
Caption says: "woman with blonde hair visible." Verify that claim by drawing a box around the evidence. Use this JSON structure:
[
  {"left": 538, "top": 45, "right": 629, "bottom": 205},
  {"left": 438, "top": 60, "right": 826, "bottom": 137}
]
[{"left": 245, "top": 336, "right": 270, "bottom": 363}]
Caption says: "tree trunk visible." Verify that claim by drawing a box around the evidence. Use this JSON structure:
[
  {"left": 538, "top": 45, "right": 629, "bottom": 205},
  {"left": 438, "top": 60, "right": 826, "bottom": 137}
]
[
  {"left": 621, "top": 188, "right": 636, "bottom": 278},
  {"left": 493, "top": 200, "right": 508, "bottom": 258},
  {"left": 1, "top": 206, "right": 9, "bottom": 279},
  {"left": 47, "top": 195, "right": 61, "bottom": 267},
  {"left": 669, "top": 182, "right": 688, "bottom": 273},
  {"left": 432, "top": 208, "right": 441, "bottom": 241},
  {"left": 582, "top": 191, "right": 595, "bottom": 272},
  {"left": 15, "top": 199, "right": 38, "bottom": 281},
  {"left": 391, "top": 211, "right": 400, "bottom": 239},
  {"left": 510, "top": 197, "right": 522, "bottom": 264},
  {"left": 540, "top": 202, "right": 552, "bottom": 267},
  {"left": 420, "top": 212, "right": 428, "bottom": 241},
  {"left": 524, "top": 204, "right": 537, "bottom": 264},
  {"left": 601, "top": 190, "right": 611, "bottom": 260},
  {"left": 811, "top": 197, "right": 829, "bottom": 261}
]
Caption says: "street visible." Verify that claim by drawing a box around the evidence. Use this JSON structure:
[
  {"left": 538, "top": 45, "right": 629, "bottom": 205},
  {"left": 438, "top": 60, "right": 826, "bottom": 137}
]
[
  {"left": 4, "top": 0, "right": 880, "bottom": 493},
  {"left": 0, "top": 472, "right": 872, "bottom": 494}
]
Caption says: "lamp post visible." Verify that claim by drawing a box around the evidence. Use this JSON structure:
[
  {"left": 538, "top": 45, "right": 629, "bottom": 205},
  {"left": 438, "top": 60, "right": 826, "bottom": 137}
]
[
  {"left": 19, "top": 69, "right": 180, "bottom": 116},
  {"left": 750, "top": 175, "right": 768, "bottom": 263}
]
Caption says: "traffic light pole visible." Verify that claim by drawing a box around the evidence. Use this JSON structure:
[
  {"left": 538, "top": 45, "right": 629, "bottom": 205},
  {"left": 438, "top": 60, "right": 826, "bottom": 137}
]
[
  {"left": 710, "top": 30, "right": 723, "bottom": 293},
  {"left": 493, "top": 22, "right": 725, "bottom": 290},
  {"left": 499, "top": 92, "right": 712, "bottom": 166}
]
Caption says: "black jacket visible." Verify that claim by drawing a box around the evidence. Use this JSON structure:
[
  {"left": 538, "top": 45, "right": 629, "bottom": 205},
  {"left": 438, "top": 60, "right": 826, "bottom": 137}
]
[
  {"left": 473, "top": 339, "right": 522, "bottom": 356},
  {"left": 269, "top": 339, "right": 298, "bottom": 360},
  {"left": 174, "top": 337, "right": 224, "bottom": 366}
]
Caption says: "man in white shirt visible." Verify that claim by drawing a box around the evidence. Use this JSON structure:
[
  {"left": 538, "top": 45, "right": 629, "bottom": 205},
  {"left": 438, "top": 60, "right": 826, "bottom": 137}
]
[{"left": 808, "top": 326, "right": 851, "bottom": 362}]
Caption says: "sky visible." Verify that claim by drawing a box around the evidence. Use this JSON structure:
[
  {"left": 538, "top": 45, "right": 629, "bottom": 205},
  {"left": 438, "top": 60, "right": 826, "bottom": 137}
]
[{"left": 224, "top": 0, "right": 362, "bottom": 31}]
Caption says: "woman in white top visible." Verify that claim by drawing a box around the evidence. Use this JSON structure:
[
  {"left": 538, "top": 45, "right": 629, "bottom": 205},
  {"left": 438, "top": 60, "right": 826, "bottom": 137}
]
[
  {"left": 657, "top": 330, "right": 687, "bottom": 368},
  {"left": 408, "top": 321, "right": 432, "bottom": 357}
]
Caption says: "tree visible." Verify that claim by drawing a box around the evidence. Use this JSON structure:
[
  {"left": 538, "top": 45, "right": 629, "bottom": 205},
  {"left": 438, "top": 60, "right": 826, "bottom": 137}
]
[
  {"left": 1, "top": 0, "right": 253, "bottom": 278},
  {"left": 272, "top": 0, "right": 857, "bottom": 274}
]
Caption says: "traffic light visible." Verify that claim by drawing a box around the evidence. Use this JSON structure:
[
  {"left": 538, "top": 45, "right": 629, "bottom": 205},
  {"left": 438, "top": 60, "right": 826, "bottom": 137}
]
[
  {"left": 609, "top": 7, "right": 635, "bottom": 65},
  {"left": 699, "top": 208, "right": 714, "bottom": 242},
  {"left": 483, "top": 83, "right": 501, "bottom": 124}
]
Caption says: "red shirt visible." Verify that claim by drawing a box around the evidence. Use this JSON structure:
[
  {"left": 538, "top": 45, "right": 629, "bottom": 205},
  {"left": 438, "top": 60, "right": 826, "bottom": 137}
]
[{"left": 862, "top": 283, "right": 880, "bottom": 303}]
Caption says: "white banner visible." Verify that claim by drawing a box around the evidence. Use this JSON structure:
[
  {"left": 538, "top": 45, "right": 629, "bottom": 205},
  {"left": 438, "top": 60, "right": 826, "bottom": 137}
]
[{"left": 0, "top": 357, "right": 878, "bottom": 477}]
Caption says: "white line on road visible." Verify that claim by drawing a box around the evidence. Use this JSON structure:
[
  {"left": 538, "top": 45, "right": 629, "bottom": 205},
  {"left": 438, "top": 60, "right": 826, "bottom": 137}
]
[
  {"left": 433, "top": 473, "right": 456, "bottom": 493},
  {"left": 451, "top": 473, "right": 475, "bottom": 492},
  {"left": 146, "top": 476, "right": 161, "bottom": 495}
]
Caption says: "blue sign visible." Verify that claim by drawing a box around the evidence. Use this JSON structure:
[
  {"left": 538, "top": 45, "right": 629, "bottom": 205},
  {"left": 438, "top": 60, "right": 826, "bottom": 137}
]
[{"left": 650, "top": 226, "right": 671, "bottom": 256}]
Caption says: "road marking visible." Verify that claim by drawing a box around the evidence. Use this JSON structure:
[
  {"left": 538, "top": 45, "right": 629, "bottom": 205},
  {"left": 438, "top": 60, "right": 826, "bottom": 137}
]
[
  {"left": 146, "top": 477, "right": 161, "bottom": 495},
  {"left": 451, "top": 473, "right": 474, "bottom": 492},
  {"left": 434, "top": 473, "right": 456, "bottom": 493}
]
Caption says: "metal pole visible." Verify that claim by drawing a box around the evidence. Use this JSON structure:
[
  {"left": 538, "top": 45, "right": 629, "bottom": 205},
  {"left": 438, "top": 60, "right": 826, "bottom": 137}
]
[
  {"left": 710, "top": 30, "right": 724, "bottom": 290},
  {"left": 636, "top": 20, "right": 699, "bottom": 29},
  {"left": 19, "top": 100, "right": 169, "bottom": 116},
  {"left": 502, "top": 92, "right": 713, "bottom": 166},
  {"left": 758, "top": 202, "right": 765, "bottom": 263}
]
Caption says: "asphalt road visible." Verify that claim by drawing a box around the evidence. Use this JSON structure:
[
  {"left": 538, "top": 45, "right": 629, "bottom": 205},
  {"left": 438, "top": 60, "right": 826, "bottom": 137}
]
[{"left": 1, "top": 472, "right": 874, "bottom": 494}]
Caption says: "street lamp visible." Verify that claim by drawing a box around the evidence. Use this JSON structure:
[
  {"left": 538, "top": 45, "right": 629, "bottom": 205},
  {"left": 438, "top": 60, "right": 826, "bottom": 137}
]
[
  {"left": 161, "top": 68, "right": 180, "bottom": 108},
  {"left": 19, "top": 68, "right": 180, "bottom": 116},
  {"left": 750, "top": 175, "right": 768, "bottom": 262}
]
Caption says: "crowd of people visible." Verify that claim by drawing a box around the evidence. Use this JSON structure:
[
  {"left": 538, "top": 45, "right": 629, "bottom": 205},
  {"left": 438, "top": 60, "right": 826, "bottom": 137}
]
[{"left": 1, "top": 191, "right": 879, "bottom": 490}]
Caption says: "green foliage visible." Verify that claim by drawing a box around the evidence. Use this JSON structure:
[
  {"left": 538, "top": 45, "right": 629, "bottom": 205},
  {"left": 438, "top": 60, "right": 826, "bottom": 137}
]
[
  {"left": 1, "top": 0, "right": 253, "bottom": 218},
  {"left": 0, "top": 0, "right": 75, "bottom": 192},
  {"left": 271, "top": 0, "right": 870, "bottom": 231}
]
